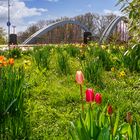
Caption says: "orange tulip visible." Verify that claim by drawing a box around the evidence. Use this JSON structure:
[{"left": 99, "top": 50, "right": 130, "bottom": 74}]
[
  {"left": 0, "top": 56, "right": 4, "bottom": 61},
  {"left": 76, "top": 71, "right": 84, "bottom": 85},
  {"left": 9, "top": 58, "right": 14, "bottom": 65},
  {"left": 2, "top": 61, "right": 7, "bottom": 66},
  {"left": 0, "top": 56, "right": 5, "bottom": 62}
]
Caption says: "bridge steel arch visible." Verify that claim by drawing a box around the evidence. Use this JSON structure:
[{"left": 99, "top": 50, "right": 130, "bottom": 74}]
[
  {"left": 99, "top": 16, "right": 127, "bottom": 45},
  {"left": 22, "top": 20, "right": 90, "bottom": 45}
]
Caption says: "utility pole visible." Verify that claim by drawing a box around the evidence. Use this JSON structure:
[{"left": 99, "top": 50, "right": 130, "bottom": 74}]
[{"left": 7, "top": 0, "right": 11, "bottom": 50}]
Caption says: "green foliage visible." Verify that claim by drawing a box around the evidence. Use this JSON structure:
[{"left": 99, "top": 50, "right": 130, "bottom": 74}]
[
  {"left": 117, "top": 0, "right": 140, "bottom": 43},
  {"left": 0, "top": 27, "right": 6, "bottom": 44},
  {"left": 0, "top": 65, "right": 30, "bottom": 139},
  {"left": 57, "top": 49, "right": 71, "bottom": 75},
  {"left": 65, "top": 45, "right": 80, "bottom": 57},
  {"left": 0, "top": 36, "right": 6, "bottom": 44},
  {"left": 70, "top": 105, "right": 140, "bottom": 140},
  {"left": 82, "top": 57, "right": 104, "bottom": 88},
  {"left": 0, "top": 43, "right": 140, "bottom": 139},
  {"left": 124, "top": 44, "right": 140, "bottom": 72},
  {"left": 8, "top": 48, "right": 22, "bottom": 58},
  {"left": 88, "top": 46, "right": 113, "bottom": 71},
  {"left": 33, "top": 46, "right": 51, "bottom": 70}
]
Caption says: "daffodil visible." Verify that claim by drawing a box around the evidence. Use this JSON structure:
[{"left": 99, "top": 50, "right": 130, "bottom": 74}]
[
  {"left": 111, "top": 67, "right": 115, "bottom": 72},
  {"left": 101, "top": 45, "right": 106, "bottom": 49},
  {"left": 119, "top": 71, "right": 126, "bottom": 77}
]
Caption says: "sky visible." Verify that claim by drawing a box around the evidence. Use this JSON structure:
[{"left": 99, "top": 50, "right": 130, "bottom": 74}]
[{"left": 0, "top": 0, "right": 122, "bottom": 33}]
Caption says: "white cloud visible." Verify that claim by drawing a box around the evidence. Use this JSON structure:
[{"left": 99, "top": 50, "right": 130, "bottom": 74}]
[
  {"left": 0, "top": 0, "right": 48, "bottom": 32},
  {"left": 103, "top": 9, "right": 122, "bottom": 16}
]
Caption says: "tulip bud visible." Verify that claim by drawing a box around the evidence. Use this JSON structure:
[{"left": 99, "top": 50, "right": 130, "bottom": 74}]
[
  {"left": 9, "top": 58, "right": 14, "bottom": 65},
  {"left": 126, "top": 112, "right": 132, "bottom": 124},
  {"left": 95, "top": 93, "right": 102, "bottom": 104},
  {"left": 85, "top": 88, "right": 94, "bottom": 103},
  {"left": 75, "top": 71, "right": 84, "bottom": 85},
  {"left": 107, "top": 105, "right": 113, "bottom": 115}
]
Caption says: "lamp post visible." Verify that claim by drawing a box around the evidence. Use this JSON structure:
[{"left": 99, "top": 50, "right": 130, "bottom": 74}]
[{"left": 7, "top": 0, "right": 11, "bottom": 50}]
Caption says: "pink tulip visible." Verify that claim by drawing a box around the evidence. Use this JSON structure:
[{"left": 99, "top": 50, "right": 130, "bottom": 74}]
[
  {"left": 75, "top": 71, "right": 84, "bottom": 85},
  {"left": 95, "top": 93, "right": 102, "bottom": 104},
  {"left": 85, "top": 88, "right": 94, "bottom": 103}
]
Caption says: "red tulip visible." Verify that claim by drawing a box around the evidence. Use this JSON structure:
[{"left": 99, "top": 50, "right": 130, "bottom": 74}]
[
  {"left": 107, "top": 105, "right": 113, "bottom": 115},
  {"left": 85, "top": 88, "right": 94, "bottom": 103},
  {"left": 75, "top": 71, "right": 84, "bottom": 85},
  {"left": 95, "top": 93, "right": 102, "bottom": 104}
]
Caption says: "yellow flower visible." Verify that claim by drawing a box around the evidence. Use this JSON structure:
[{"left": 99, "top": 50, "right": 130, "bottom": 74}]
[
  {"left": 119, "top": 45, "right": 125, "bottom": 51},
  {"left": 23, "top": 60, "right": 31, "bottom": 69},
  {"left": 111, "top": 67, "right": 115, "bottom": 72},
  {"left": 101, "top": 45, "right": 106, "bottom": 49},
  {"left": 119, "top": 71, "right": 126, "bottom": 77}
]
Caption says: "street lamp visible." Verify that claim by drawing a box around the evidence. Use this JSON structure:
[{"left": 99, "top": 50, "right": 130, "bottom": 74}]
[{"left": 7, "top": 0, "right": 11, "bottom": 49}]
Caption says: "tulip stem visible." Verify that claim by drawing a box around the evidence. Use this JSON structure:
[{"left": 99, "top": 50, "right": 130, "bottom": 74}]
[{"left": 80, "top": 84, "right": 84, "bottom": 111}]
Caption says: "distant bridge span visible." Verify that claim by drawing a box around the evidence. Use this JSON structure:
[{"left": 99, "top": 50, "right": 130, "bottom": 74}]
[
  {"left": 99, "top": 16, "right": 128, "bottom": 45},
  {"left": 22, "top": 16, "right": 127, "bottom": 45},
  {"left": 22, "top": 20, "right": 90, "bottom": 45}
]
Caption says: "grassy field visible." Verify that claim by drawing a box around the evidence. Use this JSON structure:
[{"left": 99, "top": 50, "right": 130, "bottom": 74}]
[{"left": 0, "top": 43, "right": 140, "bottom": 139}]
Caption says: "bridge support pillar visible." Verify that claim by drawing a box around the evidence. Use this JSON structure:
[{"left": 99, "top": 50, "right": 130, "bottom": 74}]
[{"left": 83, "top": 32, "right": 92, "bottom": 44}]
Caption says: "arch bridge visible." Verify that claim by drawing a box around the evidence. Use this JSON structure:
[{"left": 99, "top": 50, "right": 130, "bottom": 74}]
[
  {"left": 22, "top": 20, "right": 90, "bottom": 45},
  {"left": 22, "top": 16, "right": 128, "bottom": 45}
]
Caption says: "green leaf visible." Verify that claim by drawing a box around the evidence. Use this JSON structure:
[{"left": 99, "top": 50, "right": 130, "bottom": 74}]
[
  {"left": 133, "top": 123, "right": 137, "bottom": 140},
  {"left": 97, "top": 127, "right": 110, "bottom": 140},
  {"left": 99, "top": 105, "right": 107, "bottom": 127},
  {"left": 79, "top": 115, "right": 91, "bottom": 140},
  {"left": 85, "top": 108, "right": 91, "bottom": 135},
  {"left": 113, "top": 110, "right": 119, "bottom": 137},
  {"left": 69, "top": 122, "right": 78, "bottom": 139},
  {"left": 120, "top": 123, "right": 129, "bottom": 134},
  {"left": 128, "top": 125, "right": 132, "bottom": 139},
  {"left": 3, "top": 98, "right": 17, "bottom": 115}
]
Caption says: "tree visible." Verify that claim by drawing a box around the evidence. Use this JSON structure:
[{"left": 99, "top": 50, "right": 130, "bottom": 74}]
[
  {"left": 118, "top": 0, "right": 140, "bottom": 43},
  {"left": 0, "top": 27, "right": 6, "bottom": 44}
]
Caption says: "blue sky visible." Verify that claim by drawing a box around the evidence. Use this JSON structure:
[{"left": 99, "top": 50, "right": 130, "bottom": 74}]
[{"left": 0, "top": 0, "right": 122, "bottom": 32}]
